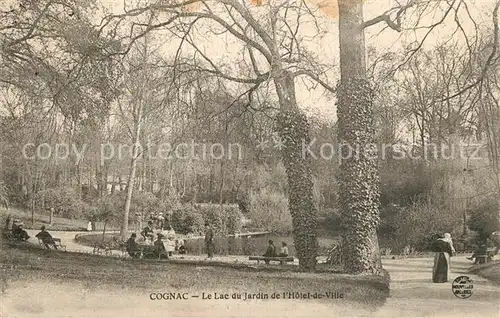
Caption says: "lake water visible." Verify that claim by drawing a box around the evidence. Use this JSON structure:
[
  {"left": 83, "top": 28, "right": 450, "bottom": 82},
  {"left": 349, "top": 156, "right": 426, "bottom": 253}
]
[{"left": 184, "top": 235, "right": 338, "bottom": 256}]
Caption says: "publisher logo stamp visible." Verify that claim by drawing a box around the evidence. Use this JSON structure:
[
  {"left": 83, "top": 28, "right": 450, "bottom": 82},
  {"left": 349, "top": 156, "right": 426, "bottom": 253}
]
[{"left": 452, "top": 276, "right": 473, "bottom": 299}]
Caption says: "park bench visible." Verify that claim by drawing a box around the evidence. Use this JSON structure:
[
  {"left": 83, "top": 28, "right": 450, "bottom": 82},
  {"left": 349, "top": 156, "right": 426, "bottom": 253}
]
[
  {"left": 92, "top": 237, "right": 128, "bottom": 257},
  {"left": 93, "top": 242, "right": 112, "bottom": 256},
  {"left": 137, "top": 245, "right": 168, "bottom": 260},
  {"left": 38, "top": 237, "right": 66, "bottom": 251},
  {"left": 474, "top": 248, "right": 496, "bottom": 264},
  {"left": 248, "top": 256, "right": 294, "bottom": 265}
]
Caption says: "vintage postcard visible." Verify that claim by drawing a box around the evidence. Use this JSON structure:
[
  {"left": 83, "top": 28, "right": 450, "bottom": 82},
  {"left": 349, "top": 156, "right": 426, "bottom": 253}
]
[{"left": 1, "top": 0, "right": 499, "bottom": 317}]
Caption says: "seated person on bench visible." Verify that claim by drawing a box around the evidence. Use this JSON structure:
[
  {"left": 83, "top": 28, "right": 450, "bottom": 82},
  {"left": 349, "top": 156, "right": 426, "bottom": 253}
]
[
  {"left": 12, "top": 221, "right": 30, "bottom": 241},
  {"left": 278, "top": 242, "right": 289, "bottom": 257},
  {"left": 154, "top": 233, "right": 169, "bottom": 259},
  {"left": 35, "top": 226, "right": 57, "bottom": 249},
  {"left": 177, "top": 238, "right": 187, "bottom": 255},
  {"left": 263, "top": 240, "right": 277, "bottom": 263},
  {"left": 141, "top": 221, "right": 154, "bottom": 241},
  {"left": 126, "top": 233, "right": 140, "bottom": 258},
  {"left": 467, "top": 243, "right": 488, "bottom": 264}
]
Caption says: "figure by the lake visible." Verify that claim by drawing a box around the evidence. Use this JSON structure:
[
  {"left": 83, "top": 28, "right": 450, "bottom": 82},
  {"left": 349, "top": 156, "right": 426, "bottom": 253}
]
[
  {"left": 263, "top": 240, "right": 277, "bottom": 264},
  {"left": 278, "top": 241, "right": 289, "bottom": 257},
  {"left": 154, "top": 233, "right": 169, "bottom": 259},
  {"left": 204, "top": 222, "right": 214, "bottom": 258},
  {"left": 431, "top": 233, "right": 455, "bottom": 283},
  {"left": 126, "top": 233, "right": 140, "bottom": 258},
  {"left": 141, "top": 221, "right": 154, "bottom": 241}
]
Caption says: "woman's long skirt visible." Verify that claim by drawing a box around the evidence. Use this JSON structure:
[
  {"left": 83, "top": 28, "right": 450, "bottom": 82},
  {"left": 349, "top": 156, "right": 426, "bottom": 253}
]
[{"left": 432, "top": 252, "right": 450, "bottom": 283}]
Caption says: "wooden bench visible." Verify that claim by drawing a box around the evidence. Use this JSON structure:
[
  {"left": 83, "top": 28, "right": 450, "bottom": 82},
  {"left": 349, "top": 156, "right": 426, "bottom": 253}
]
[
  {"left": 137, "top": 245, "right": 168, "bottom": 260},
  {"left": 92, "top": 242, "right": 112, "bottom": 256},
  {"left": 474, "top": 248, "right": 496, "bottom": 264},
  {"left": 38, "top": 238, "right": 66, "bottom": 251},
  {"left": 249, "top": 256, "right": 294, "bottom": 265}
]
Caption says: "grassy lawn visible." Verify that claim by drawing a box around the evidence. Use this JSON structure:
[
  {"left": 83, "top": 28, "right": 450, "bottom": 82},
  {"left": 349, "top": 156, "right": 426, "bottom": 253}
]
[
  {"left": 0, "top": 207, "right": 119, "bottom": 231},
  {"left": 470, "top": 260, "right": 500, "bottom": 285},
  {"left": 0, "top": 238, "right": 389, "bottom": 317}
]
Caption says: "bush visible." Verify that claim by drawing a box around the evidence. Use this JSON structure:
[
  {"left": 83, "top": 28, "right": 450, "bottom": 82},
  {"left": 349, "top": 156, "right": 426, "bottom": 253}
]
[
  {"left": 130, "top": 191, "right": 160, "bottom": 217},
  {"left": 467, "top": 198, "right": 500, "bottom": 243},
  {"left": 247, "top": 190, "right": 292, "bottom": 234},
  {"left": 199, "top": 205, "right": 225, "bottom": 235},
  {"left": 35, "top": 186, "right": 88, "bottom": 219},
  {"left": 224, "top": 205, "right": 242, "bottom": 234},
  {"left": 171, "top": 204, "right": 204, "bottom": 235},
  {"left": 383, "top": 198, "right": 462, "bottom": 252},
  {"left": 169, "top": 203, "right": 242, "bottom": 235},
  {"left": 195, "top": 204, "right": 243, "bottom": 235},
  {"left": 91, "top": 194, "right": 123, "bottom": 229}
]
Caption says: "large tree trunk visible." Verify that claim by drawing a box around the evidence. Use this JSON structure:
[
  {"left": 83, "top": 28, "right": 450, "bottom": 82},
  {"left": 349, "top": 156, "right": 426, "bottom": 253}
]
[
  {"left": 121, "top": 107, "right": 143, "bottom": 240},
  {"left": 337, "top": 0, "right": 382, "bottom": 274},
  {"left": 274, "top": 70, "right": 318, "bottom": 272}
]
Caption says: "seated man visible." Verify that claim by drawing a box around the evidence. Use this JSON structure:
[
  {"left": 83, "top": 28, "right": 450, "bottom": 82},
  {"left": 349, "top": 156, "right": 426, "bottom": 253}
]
[
  {"left": 35, "top": 226, "right": 57, "bottom": 249},
  {"left": 278, "top": 242, "right": 289, "bottom": 257},
  {"left": 153, "top": 233, "right": 168, "bottom": 259},
  {"left": 467, "top": 243, "right": 488, "bottom": 264},
  {"left": 126, "top": 233, "right": 140, "bottom": 258},
  {"left": 12, "top": 221, "right": 30, "bottom": 241},
  {"left": 178, "top": 244, "right": 187, "bottom": 255},
  {"left": 141, "top": 221, "right": 154, "bottom": 241},
  {"left": 177, "top": 238, "right": 186, "bottom": 255},
  {"left": 263, "top": 240, "right": 277, "bottom": 264}
]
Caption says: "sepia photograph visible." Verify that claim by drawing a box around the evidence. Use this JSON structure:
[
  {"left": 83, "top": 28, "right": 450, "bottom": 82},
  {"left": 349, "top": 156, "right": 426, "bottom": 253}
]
[{"left": 0, "top": 0, "right": 499, "bottom": 317}]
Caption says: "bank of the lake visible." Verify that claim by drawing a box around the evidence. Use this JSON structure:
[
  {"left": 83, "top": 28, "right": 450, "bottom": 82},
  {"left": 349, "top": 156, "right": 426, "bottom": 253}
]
[{"left": 75, "top": 233, "right": 339, "bottom": 256}]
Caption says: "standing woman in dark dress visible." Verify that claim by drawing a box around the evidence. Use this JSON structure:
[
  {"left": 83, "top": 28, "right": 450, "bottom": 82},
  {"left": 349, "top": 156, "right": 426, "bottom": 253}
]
[{"left": 431, "top": 233, "right": 455, "bottom": 283}]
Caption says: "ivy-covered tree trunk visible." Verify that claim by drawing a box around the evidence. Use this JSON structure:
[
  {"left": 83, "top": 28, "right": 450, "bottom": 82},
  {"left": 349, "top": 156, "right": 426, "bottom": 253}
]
[
  {"left": 337, "top": 0, "right": 382, "bottom": 274},
  {"left": 275, "top": 71, "right": 318, "bottom": 272}
]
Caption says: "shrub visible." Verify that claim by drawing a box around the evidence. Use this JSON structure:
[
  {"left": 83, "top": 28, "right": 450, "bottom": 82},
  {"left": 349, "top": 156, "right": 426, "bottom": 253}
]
[
  {"left": 171, "top": 204, "right": 204, "bottom": 235},
  {"left": 224, "top": 205, "right": 242, "bottom": 235},
  {"left": 193, "top": 204, "right": 241, "bottom": 235},
  {"left": 199, "top": 205, "right": 225, "bottom": 235},
  {"left": 247, "top": 190, "right": 292, "bottom": 234},
  {"left": 384, "top": 198, "right": 462, "bottom": 252},
  {"left": 467, "top": 198, "right": 500, "bottom": 243},
  {"left": 91, "top": 194, "right": 122, "bottom": 230},
  {"left": 35, "top": 186, "right": 87, "bottom": 219}
]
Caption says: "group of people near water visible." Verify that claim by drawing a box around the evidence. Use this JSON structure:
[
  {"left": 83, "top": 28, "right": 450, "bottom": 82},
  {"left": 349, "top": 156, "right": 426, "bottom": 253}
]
[
  {"left": 5, "top": 211, "right": 496, "bottom": 282},
  {"left": 263, "top": 240, "right": 289, "bottom": 257},
  {"left": 126, "top": 221, "right": 292, "bottom": 262},
  {"left": 126, "top": 219, "right": 186, "bottom": 259}
]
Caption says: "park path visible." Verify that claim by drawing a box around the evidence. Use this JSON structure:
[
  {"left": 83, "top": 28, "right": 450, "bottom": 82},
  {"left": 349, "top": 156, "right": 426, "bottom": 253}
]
[
  {"left": 24, "top": 229, "right": 118, "bottom": 254},
  {"left": 375, "top": 257, "right": 500, "bottom": 317},
  {"left": 24, "top": 230, "right": 500, "bottom": 317}
]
